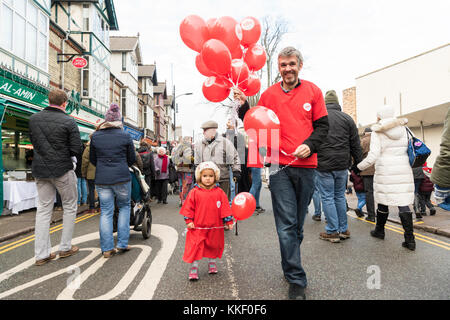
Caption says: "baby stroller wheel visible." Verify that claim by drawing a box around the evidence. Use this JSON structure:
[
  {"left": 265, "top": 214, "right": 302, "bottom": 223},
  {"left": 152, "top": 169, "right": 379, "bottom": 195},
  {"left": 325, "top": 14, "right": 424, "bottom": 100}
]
[{"left": 142, "top": 206, "right": 152, "bottom": 239}]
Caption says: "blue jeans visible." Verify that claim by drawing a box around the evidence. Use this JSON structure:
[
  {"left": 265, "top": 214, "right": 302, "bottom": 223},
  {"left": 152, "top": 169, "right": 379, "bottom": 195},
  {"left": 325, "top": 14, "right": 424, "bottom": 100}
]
[
  {"left": 269, "top": 167, "right": 315, "bottom": 288},
  {"left": 316, "top": 170, "right": 348, "bottom": 234},
  {"left": 97, "top": 181, "right": 132, "bottom": 252},
  {"left": 249, "top": 167, "right": 262, "bottom": 207},
  {"left": 229, "top": 167, "right": 236, "bottom": 205},
  {"left": 77, "top": 178, "right": 87, "bottom": 205},
  {"left": 356, "top": 192, "right": 366, "bottom": 210},
  {"left": 312, "top": 170, "right": 322, "bottom": 216}
]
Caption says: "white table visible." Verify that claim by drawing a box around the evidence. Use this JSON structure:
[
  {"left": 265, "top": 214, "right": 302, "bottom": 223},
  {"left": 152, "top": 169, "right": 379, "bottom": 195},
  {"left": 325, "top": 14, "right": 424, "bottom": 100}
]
[{"left": 3, "top": 181, "right": 39, "bottom": 214}]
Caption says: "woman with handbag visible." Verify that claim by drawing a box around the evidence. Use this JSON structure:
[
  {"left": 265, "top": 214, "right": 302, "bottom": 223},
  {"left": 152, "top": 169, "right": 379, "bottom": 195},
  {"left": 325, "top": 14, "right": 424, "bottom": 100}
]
[{"left": 357, "top": 105, "right": 416, "bottom": 251}]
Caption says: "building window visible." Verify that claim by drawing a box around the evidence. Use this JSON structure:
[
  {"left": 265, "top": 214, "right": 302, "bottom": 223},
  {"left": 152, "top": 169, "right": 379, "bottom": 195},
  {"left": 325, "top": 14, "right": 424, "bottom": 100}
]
[
  {"left": 122, "top": 52, "right": 126, "bottom": 71},
  {"left": 121, "top": 88, "right": 127, "bottom": 117},
  {"left": 1, "top": 0, "right": 49, "bottom": 71}
]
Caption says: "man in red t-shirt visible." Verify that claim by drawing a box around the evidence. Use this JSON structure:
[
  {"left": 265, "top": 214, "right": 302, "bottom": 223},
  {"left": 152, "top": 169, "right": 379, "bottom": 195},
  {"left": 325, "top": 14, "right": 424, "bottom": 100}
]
[{"left": 234, "top": 46, "right": 329, "bottom": 300}]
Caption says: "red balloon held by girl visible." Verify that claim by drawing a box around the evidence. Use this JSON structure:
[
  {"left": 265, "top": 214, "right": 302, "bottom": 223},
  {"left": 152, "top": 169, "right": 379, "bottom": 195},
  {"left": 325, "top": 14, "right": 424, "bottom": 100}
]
[
  {"left": 179, "top": 15, "right": 210, "bottom": 53},
  {"left": 232, "top": 193, "right": 256, "bottom": 221}
]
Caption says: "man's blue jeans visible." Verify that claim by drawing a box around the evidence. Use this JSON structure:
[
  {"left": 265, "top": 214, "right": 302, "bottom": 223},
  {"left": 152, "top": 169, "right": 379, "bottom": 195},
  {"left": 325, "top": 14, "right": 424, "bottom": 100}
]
[
  {"left": 312, "top": 170, "right": 322, "bottom": 216},
  {"left": 77, "top": 177, "right": 87, "bottom": 205},
  {"left": 97, "top": 181, "right": 132, "bottom": 252},
  {"left": 269, "top": 166, "right": 315, "bottom": 288},
  {"left": 316, "top": 170, "right": 348, "bottom": 234},
  {"left": 249, "top": 167, "right": 262, "bottom": 207},
  {"left": 356, "top": 192, "right": 366, "bottom": 210}
]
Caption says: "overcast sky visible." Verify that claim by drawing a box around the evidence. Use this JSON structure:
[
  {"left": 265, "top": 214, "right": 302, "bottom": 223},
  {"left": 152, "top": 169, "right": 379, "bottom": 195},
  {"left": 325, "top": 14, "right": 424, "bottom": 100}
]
[{"left": 111, "top": 0, "right": 450, "bottom": 138}]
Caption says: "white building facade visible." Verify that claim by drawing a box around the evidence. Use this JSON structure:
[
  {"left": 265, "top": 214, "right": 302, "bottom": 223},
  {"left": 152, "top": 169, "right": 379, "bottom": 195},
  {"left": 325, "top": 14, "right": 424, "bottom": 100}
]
[{"left": 356, "top": 43, "right": 450, "bottom": 167}]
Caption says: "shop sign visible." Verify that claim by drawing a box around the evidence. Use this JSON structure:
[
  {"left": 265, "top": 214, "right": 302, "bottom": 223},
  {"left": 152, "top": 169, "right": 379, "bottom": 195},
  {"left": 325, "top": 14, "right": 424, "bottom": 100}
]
[
  {"left": 0, "top": 76, "right": 48, "bottom": 108},
  {"left": 124, "top": 125, "right": 144, "bottom": 141},
  {"left": 72, "top": 57, "right": 88, "bottom": 69}
]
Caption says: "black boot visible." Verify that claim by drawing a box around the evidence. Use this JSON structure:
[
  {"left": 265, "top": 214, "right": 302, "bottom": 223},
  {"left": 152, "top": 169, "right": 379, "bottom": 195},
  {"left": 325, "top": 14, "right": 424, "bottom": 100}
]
[
  {"left": 399, "top": 211, "right": 416, "bottom": 251},
  {"left": 370, "top": 209, "right": 389, "bottom": 239}
]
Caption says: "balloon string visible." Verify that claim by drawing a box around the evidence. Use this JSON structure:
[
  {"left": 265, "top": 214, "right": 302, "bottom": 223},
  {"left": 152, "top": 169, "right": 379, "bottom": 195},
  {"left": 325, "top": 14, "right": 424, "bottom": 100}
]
[{"left": 181, "top": 222, "right": 237, "bottom": 237}]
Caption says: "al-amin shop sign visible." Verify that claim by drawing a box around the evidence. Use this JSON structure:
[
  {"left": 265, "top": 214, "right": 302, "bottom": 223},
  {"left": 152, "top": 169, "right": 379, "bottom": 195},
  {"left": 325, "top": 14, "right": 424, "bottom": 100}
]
[{"left": 0, "top": 75, "right": 48, "bottom": 108}]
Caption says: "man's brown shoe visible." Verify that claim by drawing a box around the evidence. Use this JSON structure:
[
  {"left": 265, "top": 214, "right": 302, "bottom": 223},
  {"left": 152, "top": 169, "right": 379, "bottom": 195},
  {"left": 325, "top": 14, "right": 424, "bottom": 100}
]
[
  {"left": 59, "top": 246, "right": 79, "bottom": 258},
  {"left": 339, "top": 230, "right": 351, "bottom": 240},
  {"left": 319, "top": 232, "right": 341, "bottom": 243},
  {"left": 103, "top": 249, "right": 117, "bottom": 258},
  {"left": 35, "top": 253, "right": 57, "bottom": 266},
  {"left": 117, "top": 246, "right": 131, "bottom": 254}
]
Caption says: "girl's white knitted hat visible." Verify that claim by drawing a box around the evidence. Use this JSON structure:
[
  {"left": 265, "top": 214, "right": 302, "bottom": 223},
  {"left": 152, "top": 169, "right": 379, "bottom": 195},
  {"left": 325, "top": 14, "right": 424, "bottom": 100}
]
[{"left": 195, "top": 161, "right": 220, "bottom": 182}]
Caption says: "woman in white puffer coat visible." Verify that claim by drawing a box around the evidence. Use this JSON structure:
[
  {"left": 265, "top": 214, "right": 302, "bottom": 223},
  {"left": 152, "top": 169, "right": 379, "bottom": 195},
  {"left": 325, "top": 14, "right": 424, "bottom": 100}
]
[{"left": 357, "top": 105, "right": 416, "bottom": 251}]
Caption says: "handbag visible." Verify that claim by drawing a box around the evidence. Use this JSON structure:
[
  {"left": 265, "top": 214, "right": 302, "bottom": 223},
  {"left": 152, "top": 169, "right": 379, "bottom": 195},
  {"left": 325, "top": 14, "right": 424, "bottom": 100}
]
[{"left": 405, "top": 127, "right": 431, "bottom": 168}]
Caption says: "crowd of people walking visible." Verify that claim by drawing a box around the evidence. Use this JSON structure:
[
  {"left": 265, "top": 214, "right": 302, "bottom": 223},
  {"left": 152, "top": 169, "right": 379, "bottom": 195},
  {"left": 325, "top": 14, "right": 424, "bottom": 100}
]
[{"left": 26, "top": 44, "right": 449, "bottom": 301}]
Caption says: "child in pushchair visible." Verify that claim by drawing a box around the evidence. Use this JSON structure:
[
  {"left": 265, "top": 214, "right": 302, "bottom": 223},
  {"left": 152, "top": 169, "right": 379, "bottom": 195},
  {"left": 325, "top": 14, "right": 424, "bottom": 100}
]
[{"left": 113, "top": 166, "right": 153, "bottom": 239}]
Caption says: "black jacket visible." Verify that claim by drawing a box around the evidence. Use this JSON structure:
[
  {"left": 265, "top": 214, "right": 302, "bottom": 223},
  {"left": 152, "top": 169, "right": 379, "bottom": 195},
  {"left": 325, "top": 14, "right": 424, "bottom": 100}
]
[
  {"left": 90, "top": 127, "right": 136, "bottom": 185},
  {"left": 29, "top": 107, "right": 82, "bottom": 178},
  {"left": 137, "top": 146, "right": 156, "bottom": 178},
  {"left": 317, "top": 103, "right": 362, "bottom": 172}
]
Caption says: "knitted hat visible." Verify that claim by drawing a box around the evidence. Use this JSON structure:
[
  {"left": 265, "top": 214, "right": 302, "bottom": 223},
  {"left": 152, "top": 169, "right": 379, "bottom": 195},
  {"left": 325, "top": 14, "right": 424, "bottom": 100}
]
[
  {"left": 324, "top": 90, "right": 339, "bottom": 105},
  {"left": 195, "top": 161, "right": 220, "bottom": 182},
  {"left": 105, "top": 103, "right": 122, "bottom": 122},
  {"left": 377, "top": 104, "right": 394, "bottom": 120},
  {"left": 201, "top": 120, "right": 218, "bottom": 130}
]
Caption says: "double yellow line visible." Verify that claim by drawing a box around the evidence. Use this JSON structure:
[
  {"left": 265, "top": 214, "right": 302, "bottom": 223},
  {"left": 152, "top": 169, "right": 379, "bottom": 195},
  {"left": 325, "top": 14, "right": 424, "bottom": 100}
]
[
  {"left": 348, "top": 213, "right": 450, "bottom": 251},
  {"left": 0, "top": 212, "right": 99, "bottom": 255}
]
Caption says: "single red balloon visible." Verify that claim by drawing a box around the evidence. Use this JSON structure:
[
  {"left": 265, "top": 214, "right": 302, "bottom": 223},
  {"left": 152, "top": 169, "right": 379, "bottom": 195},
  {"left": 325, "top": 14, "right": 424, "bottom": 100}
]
[
  {"left": 244, "top": 43, "right": 267, "bottom": 71},
  {"left": 195, "top": 54, "right": 214, "bottom": 77},
  {"left": 245, "top": 76, "right": 261, "bottom": 96},
  {"left": 240, "top": 17, "right": 262, "bottom": 47},
  {"left": 232, "top": 192, "right": 256, "bottom": 221},
  {"left": 179, "top": 15, "right": 209, "bottom": 53},
  {"left": 202, "top": 76, "right": 231, "bottom": 102},
  {"left": 231, "top": 59, "right": 249, "bottom": 87},
  {"left": 243, "top": 106, "right": 281, "bottom": 150},
  {"left": 209, "top": 16, "right": 243, "bottom": 53},
  {"left": 201, "top": 39, "right": 232, "bottom": 76},
  {"left": 230, "top": 45, "right": 243, "bottom": 59}
]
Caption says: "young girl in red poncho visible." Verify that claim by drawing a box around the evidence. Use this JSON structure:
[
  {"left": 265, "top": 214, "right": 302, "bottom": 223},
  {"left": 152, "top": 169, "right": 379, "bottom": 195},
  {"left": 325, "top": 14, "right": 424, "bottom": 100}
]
[{"left": 180, "top": 161, "right": 234, "bottom": 281}]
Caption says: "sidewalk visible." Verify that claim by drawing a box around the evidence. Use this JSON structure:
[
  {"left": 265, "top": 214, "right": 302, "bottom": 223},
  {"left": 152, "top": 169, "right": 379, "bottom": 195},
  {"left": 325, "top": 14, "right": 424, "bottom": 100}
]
[
  {"left": 346, "top": 192, "right": 450, "bottom": 238},
  {"left": 0, "top": 205, "right": 89, "bottom": 243}
]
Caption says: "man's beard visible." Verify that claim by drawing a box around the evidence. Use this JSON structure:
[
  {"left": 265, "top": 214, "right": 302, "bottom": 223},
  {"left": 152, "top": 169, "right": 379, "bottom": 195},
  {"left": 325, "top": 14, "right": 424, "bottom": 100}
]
[{"left": 282, "top": 72, "right": 298, "bottom": 85}]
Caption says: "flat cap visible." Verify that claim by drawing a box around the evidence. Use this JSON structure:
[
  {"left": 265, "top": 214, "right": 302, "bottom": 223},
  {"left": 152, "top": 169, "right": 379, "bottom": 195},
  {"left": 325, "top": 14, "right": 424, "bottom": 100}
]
[{"left": 201, "top": 120, "right": 218, "bottom": 129}]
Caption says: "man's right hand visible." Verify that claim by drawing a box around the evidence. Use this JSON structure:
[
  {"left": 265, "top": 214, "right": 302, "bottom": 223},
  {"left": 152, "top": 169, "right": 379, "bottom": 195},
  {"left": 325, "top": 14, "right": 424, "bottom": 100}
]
[{"left": 233, "top": 88, "right": 247, "bottom": 106}]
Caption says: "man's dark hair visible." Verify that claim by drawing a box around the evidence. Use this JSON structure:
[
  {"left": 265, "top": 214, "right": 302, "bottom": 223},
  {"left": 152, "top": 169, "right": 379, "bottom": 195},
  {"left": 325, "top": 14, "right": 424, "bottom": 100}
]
[{"left": 48, "top": 89, "right": 68, "bottom": 107}]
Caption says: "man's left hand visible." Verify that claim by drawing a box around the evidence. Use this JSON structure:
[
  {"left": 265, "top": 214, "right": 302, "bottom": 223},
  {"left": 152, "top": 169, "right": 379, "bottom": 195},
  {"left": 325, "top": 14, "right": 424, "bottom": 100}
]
[{"left": 293, "top": 144, "right": 311, "bottom": 159}]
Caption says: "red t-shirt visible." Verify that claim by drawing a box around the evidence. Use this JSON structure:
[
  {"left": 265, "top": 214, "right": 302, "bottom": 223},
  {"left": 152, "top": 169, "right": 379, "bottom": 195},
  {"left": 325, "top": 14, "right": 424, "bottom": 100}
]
[{"left": 258, "top": 80, "right": 328, "bottom": 167}]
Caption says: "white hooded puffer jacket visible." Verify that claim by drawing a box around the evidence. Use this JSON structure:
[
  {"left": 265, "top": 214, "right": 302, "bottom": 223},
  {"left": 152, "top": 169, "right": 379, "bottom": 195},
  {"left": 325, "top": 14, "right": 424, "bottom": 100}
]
[{"left": 357, "top": 106, "right": 414, "bottom": 207}]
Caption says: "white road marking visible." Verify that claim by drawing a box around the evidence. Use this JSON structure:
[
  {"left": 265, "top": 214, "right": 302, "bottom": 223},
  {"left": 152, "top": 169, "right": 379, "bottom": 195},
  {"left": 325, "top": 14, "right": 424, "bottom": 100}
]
[{"left": 0, "top": 224, "right": 178, "bottom": 300}]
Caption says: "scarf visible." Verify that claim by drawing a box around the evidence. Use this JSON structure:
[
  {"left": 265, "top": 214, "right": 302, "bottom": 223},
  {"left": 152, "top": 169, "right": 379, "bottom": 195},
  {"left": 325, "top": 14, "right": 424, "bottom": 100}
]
[{"left": 159, "top": 154, "right": 168, "bottom": 173}]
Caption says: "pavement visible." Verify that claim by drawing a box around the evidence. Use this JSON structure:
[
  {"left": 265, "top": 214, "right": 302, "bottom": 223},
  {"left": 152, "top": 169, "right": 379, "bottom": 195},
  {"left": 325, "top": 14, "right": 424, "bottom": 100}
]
[
  {"left": 345, "top": 192, "right": 450, "bottom": 238},
  {"left": 1, "top": 191, "right": 449, "bottom": 244}
]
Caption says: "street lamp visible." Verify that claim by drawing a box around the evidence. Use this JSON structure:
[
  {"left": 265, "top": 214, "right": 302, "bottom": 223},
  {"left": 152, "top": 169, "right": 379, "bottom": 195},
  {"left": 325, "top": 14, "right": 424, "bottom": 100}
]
[{"left": 172, "top": 89, "right": 193, "bottom": 140}]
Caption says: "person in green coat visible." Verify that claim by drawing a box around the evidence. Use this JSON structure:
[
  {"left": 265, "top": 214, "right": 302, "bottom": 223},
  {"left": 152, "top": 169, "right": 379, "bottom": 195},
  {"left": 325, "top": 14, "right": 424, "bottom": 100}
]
[{"left": 431, "top": 107, "right": 450, "bottom": 210}]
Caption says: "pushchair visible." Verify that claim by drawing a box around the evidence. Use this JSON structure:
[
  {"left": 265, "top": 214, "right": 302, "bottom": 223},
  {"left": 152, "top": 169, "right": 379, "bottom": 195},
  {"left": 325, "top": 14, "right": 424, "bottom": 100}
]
[{"left": 113, "top": 166, "right": 153, "bottom": 239}]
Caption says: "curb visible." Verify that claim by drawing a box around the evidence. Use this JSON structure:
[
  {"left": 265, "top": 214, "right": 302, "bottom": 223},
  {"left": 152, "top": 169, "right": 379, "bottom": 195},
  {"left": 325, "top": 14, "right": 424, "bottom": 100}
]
[
  {"left": 348, "top": 206, "right": 450, "bottom": 239},
  {"left": 0, "top": 209, "right": 90, "bottom": 244}
]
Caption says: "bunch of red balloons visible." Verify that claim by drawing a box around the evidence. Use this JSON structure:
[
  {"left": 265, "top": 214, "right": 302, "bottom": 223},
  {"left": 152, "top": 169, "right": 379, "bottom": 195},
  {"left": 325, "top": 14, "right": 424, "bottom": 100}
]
[{"left": 180, "top": 15, "right": 267, "bottom": 103}]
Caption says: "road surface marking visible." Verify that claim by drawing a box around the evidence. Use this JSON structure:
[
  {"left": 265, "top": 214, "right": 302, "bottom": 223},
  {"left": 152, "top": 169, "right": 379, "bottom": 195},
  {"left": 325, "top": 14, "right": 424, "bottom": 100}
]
[{"left": 0, "top": 224, "right": 178, "bottom": 300}]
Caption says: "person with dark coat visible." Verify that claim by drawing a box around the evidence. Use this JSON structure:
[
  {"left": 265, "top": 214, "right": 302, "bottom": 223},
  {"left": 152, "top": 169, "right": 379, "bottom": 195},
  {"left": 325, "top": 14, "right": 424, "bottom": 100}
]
[
  {"left": 75, "top": 143, "right": 87, "bottom": 206},
  {"left": 153, "top": 147, "right": 170, "bottom": 204},
  {"left": 137, "top": 141, "right": 156, "bottom": 191},
  {"left": 90, "top": 103, "right": 136, "bottom": 258},
  {"left": 29, "top": 89, "right": 82, "bottom": 265},
  {"left": 418, "top": 174, "right": 436, "bottom": 216},
  {"left": 412, "top": 166, "right": 425, "bottom": 219},
  {"left": 360, "top": 127, "right": 376, "bottom": 222},
  {"left": 316, "top": 90, "right": 363, "bottom": 243}
]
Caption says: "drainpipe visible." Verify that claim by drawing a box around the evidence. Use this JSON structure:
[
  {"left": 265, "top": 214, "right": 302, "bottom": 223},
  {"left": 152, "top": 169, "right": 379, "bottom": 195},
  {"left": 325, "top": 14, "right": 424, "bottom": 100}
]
[{"left": 61, "top": 31, "right": 70, "bottom": 90}]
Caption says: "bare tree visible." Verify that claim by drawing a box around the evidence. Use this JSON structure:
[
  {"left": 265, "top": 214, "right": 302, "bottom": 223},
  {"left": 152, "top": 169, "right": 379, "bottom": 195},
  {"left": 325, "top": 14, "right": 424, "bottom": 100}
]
[{"left": 248, "top": 16, "right": 289, "bottom": 107}]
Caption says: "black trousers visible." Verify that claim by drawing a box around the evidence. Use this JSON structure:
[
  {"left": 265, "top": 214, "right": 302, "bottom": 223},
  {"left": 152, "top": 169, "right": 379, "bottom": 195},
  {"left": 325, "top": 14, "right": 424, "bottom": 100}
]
[
  {"left": 362, "top": 176, "right": 375, "bottom": 218},
  {"left": 155, "top": 179, "right": 169, "bottom": 202},
  {"left": 418, "top": 192, "right": 434, "bottom": 212},
  {"left": 87, "top": 179, "right": 96, "bottom": 209}
]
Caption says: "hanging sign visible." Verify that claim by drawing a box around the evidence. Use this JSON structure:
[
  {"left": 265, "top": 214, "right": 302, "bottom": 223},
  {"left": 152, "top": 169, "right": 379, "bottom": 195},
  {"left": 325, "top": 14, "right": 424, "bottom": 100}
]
[{"left": 72, "top": 57, "right": 88, "bottom": 69}]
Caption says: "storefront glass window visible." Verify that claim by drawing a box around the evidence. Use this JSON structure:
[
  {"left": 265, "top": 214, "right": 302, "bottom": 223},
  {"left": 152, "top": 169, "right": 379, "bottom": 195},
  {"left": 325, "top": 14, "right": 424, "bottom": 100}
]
[{"left": 1, "top": 128, "right": 32, "bottom": 172}]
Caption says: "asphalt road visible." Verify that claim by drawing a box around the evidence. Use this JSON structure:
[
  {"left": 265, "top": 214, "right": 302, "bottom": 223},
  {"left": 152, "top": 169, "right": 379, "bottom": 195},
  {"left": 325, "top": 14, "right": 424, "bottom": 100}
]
[{"left": 1, "top": 183, "right": 449, "bottom": 300}]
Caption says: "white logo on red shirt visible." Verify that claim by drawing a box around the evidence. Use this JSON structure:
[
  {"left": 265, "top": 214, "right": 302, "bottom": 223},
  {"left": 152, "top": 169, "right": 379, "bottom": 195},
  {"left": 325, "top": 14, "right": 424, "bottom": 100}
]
[
  {"left": 303, "top": 103, "right": 312, "bottom": 112},
  {"left": 217, "top": 201, "right": 221, "bottom": 208}
]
